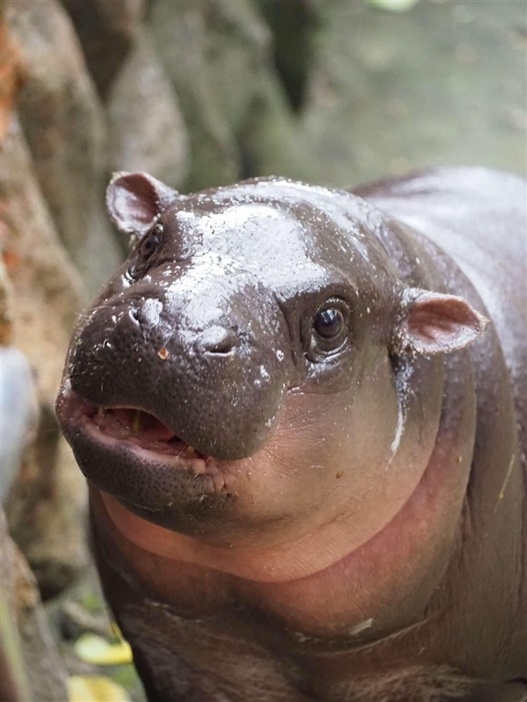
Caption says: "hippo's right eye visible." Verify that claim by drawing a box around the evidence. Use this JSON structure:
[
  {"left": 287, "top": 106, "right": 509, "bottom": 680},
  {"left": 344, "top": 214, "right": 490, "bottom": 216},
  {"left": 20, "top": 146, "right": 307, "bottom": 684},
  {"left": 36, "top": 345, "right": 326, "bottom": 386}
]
[
  {"left": 314, "top": 307, "right": 345, "bottom": 339},
  {"left": 307, "top": 297, "right": 351, "bottom": 360},
  {"left": 129, "top": 224, "right": 162, "bottom": 278}
]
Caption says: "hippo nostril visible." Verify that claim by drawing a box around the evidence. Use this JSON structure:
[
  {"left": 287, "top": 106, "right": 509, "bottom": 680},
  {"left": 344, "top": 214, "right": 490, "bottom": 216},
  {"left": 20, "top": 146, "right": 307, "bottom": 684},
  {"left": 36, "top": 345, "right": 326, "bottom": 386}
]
[
  {"left": 129, "top": 308, "right": 141, "bottom": 326},
  {"left": 197, "top": 326, "right": 239, "bottom": 355},
  {"left": 128, "top": 299, "right": 163, "bottom": 329}
]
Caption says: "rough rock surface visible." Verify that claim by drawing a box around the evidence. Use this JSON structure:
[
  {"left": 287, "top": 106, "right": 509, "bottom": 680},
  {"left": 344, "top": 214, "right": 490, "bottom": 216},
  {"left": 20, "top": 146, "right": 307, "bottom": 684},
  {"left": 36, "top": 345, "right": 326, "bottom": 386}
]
[
  {"left": 6, "top": 0, "right": 123, "bottom": 294},
  {"left": 107, "top": 29, "right": 188, "bottom": 193},
  {"left": 0, "top": 18, "right": 25, "bottom": 143},
  {"left": 149, "top": 0, "right": 312, "bottom": 191},
  {"left": 0, "top": 511, "right": 68, "bottom": 701},
  {"left": 301, "top": 0, "right": 527, "bottom": 186},
  {"left": 60, "top": 0, "right": 146, "bottom": 100},
  {"left": 1, "top": 118, "right": 89, "bottom": 598},
  {"left": 256, "top": 0, "right": 319, "bottom": 112}
]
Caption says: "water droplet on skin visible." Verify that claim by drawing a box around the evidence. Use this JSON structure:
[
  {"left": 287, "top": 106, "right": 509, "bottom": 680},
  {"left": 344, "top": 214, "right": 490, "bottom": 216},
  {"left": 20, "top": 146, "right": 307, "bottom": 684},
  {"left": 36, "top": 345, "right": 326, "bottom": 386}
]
[
  {"left": 349, "top": 618, "right": 373, "bottom": 636},
  {"left": 276, "top": 350, "right": 284, "bottom": 361}
]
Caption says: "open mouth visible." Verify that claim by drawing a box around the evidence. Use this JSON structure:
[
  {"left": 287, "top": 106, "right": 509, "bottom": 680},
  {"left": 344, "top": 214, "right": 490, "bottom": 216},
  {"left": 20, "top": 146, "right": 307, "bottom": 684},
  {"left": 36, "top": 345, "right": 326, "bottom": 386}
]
[
  {"left": 56, "top": 383, "right": 230, "bottom": 522},
  {"left": 88, "top": 405, "right": 208, "bottom": 462},
  {"left": 56, "top": 381, "right": 211, "bottom": 467}
]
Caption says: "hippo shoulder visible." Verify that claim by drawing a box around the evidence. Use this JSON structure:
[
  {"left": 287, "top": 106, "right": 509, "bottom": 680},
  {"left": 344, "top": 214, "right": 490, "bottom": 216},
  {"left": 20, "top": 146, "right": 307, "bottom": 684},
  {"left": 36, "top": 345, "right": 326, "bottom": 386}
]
[{"left": 353, "top": 166, "right": 526, "bottom": 262}]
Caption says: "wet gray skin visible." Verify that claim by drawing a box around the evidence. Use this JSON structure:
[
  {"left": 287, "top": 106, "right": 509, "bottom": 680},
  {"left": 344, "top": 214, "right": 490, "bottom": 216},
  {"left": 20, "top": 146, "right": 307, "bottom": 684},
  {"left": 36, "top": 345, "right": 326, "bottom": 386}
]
[{"left": 56, "top": 168, "right": 526, "bottom": 701}]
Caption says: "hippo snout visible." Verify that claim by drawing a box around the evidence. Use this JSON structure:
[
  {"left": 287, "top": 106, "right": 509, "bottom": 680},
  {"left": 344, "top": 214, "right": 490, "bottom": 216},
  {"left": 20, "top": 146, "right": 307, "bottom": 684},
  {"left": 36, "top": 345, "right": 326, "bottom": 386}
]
[{"left": 67, "top": 282, "right": 293, "bottom": 461}]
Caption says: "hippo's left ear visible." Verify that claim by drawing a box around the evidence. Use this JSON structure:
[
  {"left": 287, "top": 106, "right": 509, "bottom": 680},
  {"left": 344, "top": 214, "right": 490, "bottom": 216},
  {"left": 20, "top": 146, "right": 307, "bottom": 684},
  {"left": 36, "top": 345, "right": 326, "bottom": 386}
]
[
  {"left": 106, "top": 172, "right": 179, "bottom": 240},
  {"left": 391, "top": 288, "right": 489, "bottom": 355}
]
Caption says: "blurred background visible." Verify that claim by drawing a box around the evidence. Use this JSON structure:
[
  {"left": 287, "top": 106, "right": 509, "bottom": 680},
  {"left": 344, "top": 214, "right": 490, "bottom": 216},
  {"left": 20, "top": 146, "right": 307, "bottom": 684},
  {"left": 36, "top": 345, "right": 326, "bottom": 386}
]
[{"left": 1, "top": 0, "right": 525, "bottom": 700}]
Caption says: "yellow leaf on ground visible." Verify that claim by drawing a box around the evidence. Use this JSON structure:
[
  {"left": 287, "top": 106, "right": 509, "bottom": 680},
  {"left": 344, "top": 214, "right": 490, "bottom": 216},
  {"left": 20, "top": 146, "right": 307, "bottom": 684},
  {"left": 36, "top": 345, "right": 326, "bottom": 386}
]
[
  {"left": 73, "top": 633, "right": 133, "bottom": 666},
  {"left": 68, "top": 675, "right": 131, "bottom": 702}
]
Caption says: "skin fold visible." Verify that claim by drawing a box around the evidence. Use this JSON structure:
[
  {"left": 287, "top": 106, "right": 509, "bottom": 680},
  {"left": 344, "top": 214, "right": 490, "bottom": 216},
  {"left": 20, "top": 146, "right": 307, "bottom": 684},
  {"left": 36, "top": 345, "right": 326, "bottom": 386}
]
[{"left": 56, "top": 167, "right": 526, "bottom": 701}]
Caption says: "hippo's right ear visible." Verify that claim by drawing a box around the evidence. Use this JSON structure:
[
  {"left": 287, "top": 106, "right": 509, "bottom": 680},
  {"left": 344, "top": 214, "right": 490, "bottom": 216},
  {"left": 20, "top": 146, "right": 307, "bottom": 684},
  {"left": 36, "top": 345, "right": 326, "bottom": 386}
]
[
  {"left": 106, "top": 172, "right": 179, "bottom": 240},
  {"left": 391, "top": 288, "right": 489, "bottom": 356}
]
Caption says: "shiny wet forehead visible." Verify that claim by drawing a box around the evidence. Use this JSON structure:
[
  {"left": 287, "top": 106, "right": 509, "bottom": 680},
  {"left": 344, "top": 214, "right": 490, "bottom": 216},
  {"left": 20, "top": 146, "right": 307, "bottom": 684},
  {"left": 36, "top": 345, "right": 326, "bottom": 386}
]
[
  {"left": 166, "top": 203, "right": 328, "bottom": 283},
  {"left": 162, "top": 200, "right": 370, "bottom": 291}
]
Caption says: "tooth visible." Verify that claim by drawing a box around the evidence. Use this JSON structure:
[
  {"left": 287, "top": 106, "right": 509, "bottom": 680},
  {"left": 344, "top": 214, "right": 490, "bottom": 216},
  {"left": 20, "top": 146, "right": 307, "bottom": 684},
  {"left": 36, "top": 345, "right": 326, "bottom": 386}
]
[
  {"left": 132, "top": 411, "right": 141, "bottom": 433},
  {"left": 97, "top": 406, "right": 105, "bottom": 419},
  {"left": 187, "top": 446, "right": 196, "bottom": 455}
]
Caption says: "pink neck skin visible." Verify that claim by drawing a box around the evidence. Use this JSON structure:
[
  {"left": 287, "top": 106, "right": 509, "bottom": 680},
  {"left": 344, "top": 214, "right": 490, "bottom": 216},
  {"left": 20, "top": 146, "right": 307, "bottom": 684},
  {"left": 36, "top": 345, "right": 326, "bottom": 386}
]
[{"left": 97, "top": 412, "right": 469, "bottom": 586}]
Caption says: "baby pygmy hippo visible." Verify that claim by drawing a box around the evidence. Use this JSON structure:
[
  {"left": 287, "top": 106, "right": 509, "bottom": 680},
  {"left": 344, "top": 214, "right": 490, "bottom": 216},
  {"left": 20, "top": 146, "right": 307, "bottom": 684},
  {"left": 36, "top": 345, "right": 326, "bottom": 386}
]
[{"left": 57, "top": 167, "right": 526, "bottom": 701}]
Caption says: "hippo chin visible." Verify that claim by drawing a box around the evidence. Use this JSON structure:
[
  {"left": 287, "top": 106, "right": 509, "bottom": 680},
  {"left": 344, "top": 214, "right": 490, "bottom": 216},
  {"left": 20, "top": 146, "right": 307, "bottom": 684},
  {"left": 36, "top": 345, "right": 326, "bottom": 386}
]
[{"left": 56, "top": 167, "right": 526, "bottom": 701}]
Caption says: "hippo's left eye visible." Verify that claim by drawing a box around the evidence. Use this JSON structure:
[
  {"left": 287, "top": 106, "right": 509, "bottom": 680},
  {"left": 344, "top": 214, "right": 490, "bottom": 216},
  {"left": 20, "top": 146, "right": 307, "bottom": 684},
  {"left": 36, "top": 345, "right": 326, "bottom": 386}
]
[
  {"left": 129, "top": 224, "right": 162, "bottom": 278},
  {"left": 308, "top": 298, "right": 350, "bottom": 359}
]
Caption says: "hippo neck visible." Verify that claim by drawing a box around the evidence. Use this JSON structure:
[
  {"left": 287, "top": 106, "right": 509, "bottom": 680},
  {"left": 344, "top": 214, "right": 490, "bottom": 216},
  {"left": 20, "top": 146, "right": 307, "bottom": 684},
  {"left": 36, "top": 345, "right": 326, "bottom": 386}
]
[
  {"left": 381, "top": 214, "right": 526, "bottom": 672},
  {"left": 90, "top": 348, "right": 476, "bottom": 667}
]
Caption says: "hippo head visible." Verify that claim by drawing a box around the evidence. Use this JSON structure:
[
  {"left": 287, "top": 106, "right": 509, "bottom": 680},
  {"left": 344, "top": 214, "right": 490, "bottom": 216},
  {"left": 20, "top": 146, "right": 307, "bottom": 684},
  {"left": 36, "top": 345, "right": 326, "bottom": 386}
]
[{"left": 56, "top": 173, "right": 487, "bottom": 567}]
